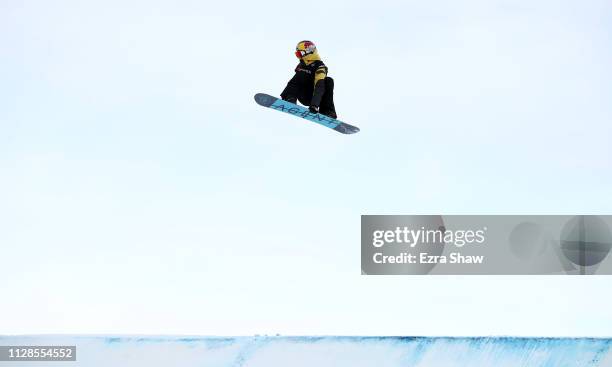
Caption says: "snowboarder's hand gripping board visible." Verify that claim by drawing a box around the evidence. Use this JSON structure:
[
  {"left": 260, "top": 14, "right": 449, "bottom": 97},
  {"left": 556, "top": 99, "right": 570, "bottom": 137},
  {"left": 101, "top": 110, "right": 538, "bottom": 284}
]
[{"left": 254, "top": 93, "right": 360, "bottom": 134}]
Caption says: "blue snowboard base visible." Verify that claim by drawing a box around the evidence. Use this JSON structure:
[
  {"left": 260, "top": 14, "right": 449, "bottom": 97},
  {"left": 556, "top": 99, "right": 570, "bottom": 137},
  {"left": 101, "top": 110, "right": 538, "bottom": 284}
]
[{"left": 254, "top": 93, "right": 360, "bottom": 134}]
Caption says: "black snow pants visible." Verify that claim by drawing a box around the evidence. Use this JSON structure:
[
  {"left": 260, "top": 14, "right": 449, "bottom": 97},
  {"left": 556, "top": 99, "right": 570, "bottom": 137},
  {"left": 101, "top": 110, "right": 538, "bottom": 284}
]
[{"left": 281, "top": 77, "right": 337, "bottom": 119}]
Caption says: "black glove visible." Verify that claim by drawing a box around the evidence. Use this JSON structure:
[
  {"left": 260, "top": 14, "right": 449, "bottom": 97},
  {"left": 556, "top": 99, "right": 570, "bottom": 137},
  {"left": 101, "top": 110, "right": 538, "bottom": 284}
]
[{"left": 309, "top": 105, "right": 319, "bottom": 114}]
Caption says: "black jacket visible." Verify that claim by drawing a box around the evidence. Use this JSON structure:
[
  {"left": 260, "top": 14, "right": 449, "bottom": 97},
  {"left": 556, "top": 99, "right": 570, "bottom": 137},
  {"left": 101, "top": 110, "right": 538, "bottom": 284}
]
[{"left": 282, "top": 60, "right": 328, "bottom": 107}]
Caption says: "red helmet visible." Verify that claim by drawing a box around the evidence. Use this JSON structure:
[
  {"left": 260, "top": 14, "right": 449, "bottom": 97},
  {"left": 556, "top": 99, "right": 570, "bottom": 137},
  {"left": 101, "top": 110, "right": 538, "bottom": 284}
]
[{"left": 295, "top": 40, "right": 317, "bottom": 59}]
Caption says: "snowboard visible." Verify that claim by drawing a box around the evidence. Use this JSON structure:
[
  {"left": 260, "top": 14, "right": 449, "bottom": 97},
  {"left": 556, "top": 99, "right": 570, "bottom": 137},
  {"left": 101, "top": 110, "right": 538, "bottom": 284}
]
[{"left": 254, "top": 93, "right": 360, "bottom": 134}]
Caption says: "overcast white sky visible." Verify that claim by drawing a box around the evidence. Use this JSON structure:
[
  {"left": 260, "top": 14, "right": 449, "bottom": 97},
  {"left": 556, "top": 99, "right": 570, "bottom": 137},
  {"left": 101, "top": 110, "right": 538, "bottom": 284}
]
[{"left": 1, "top": 0, "right": 611, "bottom": 336}]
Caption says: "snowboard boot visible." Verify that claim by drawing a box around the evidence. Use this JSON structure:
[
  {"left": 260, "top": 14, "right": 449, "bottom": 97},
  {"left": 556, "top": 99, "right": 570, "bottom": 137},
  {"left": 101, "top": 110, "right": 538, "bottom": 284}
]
[{"left": 320, "top": 109, "right": 337, "bottom": 119}]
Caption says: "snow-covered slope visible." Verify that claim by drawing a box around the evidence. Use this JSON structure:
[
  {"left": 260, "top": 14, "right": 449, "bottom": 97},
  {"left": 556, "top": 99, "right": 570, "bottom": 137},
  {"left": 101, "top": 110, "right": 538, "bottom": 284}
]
[{"left": 1, "top": 336, "right": 611, "bottom": 367}]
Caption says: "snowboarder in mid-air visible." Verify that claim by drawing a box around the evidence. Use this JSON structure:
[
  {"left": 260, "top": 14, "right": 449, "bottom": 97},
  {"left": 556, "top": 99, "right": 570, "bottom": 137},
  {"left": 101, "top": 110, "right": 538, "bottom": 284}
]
[
  {"left": 253, "top": 40, "right": 358, "bottom": 133},
  {"left": 281, "top": 40, "right": 337, "bottom": 119}
]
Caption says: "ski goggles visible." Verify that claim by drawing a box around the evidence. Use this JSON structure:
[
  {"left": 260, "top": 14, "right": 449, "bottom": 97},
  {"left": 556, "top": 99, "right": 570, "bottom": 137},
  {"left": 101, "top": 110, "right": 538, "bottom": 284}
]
[{"left": 295, "top": 50, "right": 307, "bottom": 58}]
